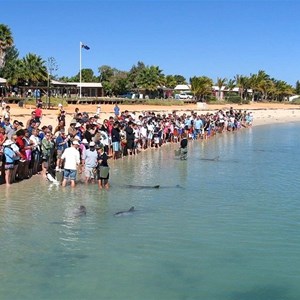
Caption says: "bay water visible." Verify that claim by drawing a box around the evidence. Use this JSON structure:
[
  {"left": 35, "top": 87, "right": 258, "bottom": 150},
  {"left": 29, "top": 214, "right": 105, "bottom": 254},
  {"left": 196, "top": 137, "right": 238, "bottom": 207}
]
[{"left": 1, "top": 123, "right": 300, "bottom": 300}]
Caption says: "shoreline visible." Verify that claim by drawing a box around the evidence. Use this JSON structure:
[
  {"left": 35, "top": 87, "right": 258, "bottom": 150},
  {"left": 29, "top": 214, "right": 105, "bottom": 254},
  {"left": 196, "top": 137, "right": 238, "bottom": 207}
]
[
  {"left": 6, "top": 102, "right": 300, "bottom": 128},
  {"left": 1, "top": 102, "right": 300, "bottom": 189}
]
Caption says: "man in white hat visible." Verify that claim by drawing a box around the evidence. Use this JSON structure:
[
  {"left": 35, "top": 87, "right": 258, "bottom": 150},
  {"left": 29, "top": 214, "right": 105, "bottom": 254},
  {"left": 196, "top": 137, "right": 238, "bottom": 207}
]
[
  {"left": 61, "top": 140, "right": 80, "bottom": 187},
  {"left": 82, "top": 141, "right": 98, "bottom": 184}
]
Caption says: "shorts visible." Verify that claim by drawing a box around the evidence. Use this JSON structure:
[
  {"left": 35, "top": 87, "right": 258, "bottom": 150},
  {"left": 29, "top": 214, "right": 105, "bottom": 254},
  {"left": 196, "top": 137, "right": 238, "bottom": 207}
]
[
  {"left": 112, "top": 142, "right": 120, "bottom": 152},
  {"left": 84, "top": 166, "right": 96, "bottom": 179},
  {"left": 63, "top": 169, "right": 77, "bottom": 180},
  {"left": 56, "top": 150, "right": 63, "bottom": 159},
  {"left": 126, "top": 140, "right": 134, "bottom": 150},
  {"left": 97, "top": 166, "right": 110, "bottom": 180},
  {"left": 5, "top": 163, "right": 14, "bottom": 170}
]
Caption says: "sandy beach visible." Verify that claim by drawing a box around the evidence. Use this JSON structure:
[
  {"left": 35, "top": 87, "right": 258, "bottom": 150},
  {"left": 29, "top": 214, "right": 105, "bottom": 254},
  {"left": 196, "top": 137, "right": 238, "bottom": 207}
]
[{"left": 6, "top": 102, "right": 300, "bottom": 128}]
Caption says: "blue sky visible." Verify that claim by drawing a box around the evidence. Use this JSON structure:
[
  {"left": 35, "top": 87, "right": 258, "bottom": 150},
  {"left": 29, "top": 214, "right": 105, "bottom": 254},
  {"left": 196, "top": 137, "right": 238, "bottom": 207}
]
[{"left": 2, "top": 0, "right": 299, "bottom": 86}]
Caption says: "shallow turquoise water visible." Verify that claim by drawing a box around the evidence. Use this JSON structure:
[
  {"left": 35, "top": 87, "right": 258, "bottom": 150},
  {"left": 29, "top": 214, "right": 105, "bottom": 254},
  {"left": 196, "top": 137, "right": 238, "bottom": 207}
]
[{"left": 1, "top": 123, "right": 300, "bottom": 300}]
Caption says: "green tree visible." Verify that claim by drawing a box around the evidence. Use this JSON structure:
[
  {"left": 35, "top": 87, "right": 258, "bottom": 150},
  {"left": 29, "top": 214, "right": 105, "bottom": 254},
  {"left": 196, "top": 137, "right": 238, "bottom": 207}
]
[
  {"left": 216, "top": 77, "right": 227, "bottom": 100},
  {"left": 234, "top": 74, "right": 250, "bottom": 100},
  {"left": 173, "top": 75, "right": 187, "bottom": 85},
  {"left": 110, "top": 71, "right": 129, "bottom": 96},
  {"left": 295, "top": 80, "right": 300, "bottom": 95},
  {"left": 98, "top": 65, "right": 115, "bottom": 82},
  {"left": 98, "top": 65, "right": 128, "bottom": 96},
  {"left": 249, "top": 70, "right": 270, "bottom": 101},
  {"left": 136, "top": 65, "right": 164, "bottom": 98},
  {"left": 165, "top": 75, "right": 177, "bottom": 89},
  {"left": 81, "top": 68, "right": 97, "bottom": 82},
  {"left": 190, "top": 76, "right": 213, "bottom": 101},
  {"left": 271, "top": 80, "right": 294, "bottom": 102},
  {"left": 22, "top": 53, "right": 48, "bottom": 85},
  {"left": 164, "top": 74, "right": 187, "bottom": 89},
  {"left": 0, "top": 24, "right": 14, "bottom": 68},
  {"left": 0, "top": 45, "right": 19, "bottom": 83},
  {"left": 127, "top": 61, "right": 146, "bottom": 91}
]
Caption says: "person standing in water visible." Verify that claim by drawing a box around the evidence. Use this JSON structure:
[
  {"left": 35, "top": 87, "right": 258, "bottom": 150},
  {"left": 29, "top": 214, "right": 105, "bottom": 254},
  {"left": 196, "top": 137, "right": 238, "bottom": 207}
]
[
  {"left": 96, "top": 147, "right": 110, "bottom": 189},
  {"left": 180, "top": 133, "right": 188, "bottom": 160},
  {"left": 61, "top": 140, "right": 80, "bottom": 187}
]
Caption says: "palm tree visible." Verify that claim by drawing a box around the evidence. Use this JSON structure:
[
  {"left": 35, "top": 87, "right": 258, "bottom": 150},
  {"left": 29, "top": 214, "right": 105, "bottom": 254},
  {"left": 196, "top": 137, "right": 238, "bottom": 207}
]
[
  {"left": 224, "top": 79, "right": 235, "bottom": 101},
  {"left": 0, "top": 45, "right": 19, "bottom": 82},
  {"left": 22, "top": 53, "right": 48, "bottom": 85},
  {"left": 234, "top": 74, "right": 250, "bottom": 100},
  {"left": 165, "top": 75, "right": 177, "bottom": 89},
  {"left": 0, "top": 24, "right": 14, "bottom": 68},
  {"left": 250, "top": 70, "right": 271, "bottom": 101},
  {"left": 272, "top": 80, "right": 294, "bottom": 101},
  {"left": 137, "top": 65, "right": 164, "bottom": 98},
  {"left": 190, "top": 76, "right": 213, "bottom": 101},
  {"left": 216, "top": 77, "right": 227, "bottom": 100}
]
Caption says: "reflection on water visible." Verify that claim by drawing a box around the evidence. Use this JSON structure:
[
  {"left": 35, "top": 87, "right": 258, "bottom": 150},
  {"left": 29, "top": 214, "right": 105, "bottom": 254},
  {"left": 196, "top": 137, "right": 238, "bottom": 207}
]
[{"left": 1, "top": 123, "right": 300, "bottom": 299}]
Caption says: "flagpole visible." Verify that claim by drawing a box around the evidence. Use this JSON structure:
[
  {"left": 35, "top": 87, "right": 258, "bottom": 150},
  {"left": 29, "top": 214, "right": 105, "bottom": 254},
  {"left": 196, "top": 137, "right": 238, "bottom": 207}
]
[{"left": 79, "top": 41, "right": 82, "bottom": 98}]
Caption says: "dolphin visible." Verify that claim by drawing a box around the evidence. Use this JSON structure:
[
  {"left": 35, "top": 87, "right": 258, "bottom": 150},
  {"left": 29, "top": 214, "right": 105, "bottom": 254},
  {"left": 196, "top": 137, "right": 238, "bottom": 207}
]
[
  {"left": 73, "top": 205, "right": 87, "bottom": 217},
  {"left": 124, "top": 184, "right": 160, "bottom": 189},
  {"left": 156, "top": 184, "right": 183, "bottom": 189},
  {"left": 114, "top": 206, "right": 135, "bottom": 217},
  {"left": 200, "top": 156, "right": 220, "bottom": 161}
]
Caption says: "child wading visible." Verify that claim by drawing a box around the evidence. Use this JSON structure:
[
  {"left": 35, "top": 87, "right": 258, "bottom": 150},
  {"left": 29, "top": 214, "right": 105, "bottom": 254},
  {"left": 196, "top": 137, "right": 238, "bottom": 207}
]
[{"left": 97, "top": 147, "right": 110, "bottom": 189}]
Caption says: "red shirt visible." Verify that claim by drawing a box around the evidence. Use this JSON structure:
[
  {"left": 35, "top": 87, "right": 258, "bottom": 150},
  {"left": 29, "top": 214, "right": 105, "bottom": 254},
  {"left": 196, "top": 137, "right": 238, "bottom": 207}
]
[
  {"left": 15, "top": 136, "right": 26, "bottom": 160},
  {"left": 34, "top": 107, "right": 43, "bottom": 118}
]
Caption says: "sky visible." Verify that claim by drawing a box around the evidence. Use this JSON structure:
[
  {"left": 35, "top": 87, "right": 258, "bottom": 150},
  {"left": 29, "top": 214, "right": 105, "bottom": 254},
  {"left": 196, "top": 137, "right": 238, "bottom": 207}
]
[{"left": 2, "top": 0, "right": 300, "bottom": 86}]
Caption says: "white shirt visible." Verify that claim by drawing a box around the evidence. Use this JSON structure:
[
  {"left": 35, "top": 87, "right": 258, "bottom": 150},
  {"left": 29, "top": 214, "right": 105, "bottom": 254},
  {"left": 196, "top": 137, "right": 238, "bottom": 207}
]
[
  {"left": 61, "top": 146, "right": 80, "bottom": 170},
  {"left": 100, "top": 131, "right": 109, "bottom": 146},
  {"left": 29, "top": 134, "right": 41, "bottom": 150}
]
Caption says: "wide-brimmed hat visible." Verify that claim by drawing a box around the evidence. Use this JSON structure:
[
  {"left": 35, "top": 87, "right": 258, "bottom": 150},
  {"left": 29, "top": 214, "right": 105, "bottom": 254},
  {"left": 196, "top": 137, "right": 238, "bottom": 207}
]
[
  {"left": 82, "top": 139, "right": 88, "bottom": 144},
  {"left": 89, "top": 141, "right": 95, "bottom": 147},
  {"left": 3, "top": 139, "right": 14, "bottom": 146},
  {"left": 72, "top": 140, "right": 79, "bottom": 145}
]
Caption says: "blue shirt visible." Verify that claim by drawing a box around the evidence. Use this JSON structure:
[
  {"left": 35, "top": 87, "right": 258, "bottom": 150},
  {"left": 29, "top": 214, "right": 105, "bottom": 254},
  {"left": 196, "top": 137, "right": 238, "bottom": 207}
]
[
  {"left": 56, "top": 135, "right": 68, "bottom": 151},
  {"left": 4, "top": 146, "right": 15, "bottom": 163},
  {"left": 194, "top": 119, "right": 203, "bottom": 130}
]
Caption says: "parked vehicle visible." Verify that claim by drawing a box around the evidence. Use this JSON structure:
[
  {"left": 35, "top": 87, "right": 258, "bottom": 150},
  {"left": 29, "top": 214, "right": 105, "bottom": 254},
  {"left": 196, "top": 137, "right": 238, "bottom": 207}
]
[
  {"left": 179, "top": 92, "right": 193, "bottom": 99},
  {"left": 117, "top": 92, "right": 135, "bottom": 99}
]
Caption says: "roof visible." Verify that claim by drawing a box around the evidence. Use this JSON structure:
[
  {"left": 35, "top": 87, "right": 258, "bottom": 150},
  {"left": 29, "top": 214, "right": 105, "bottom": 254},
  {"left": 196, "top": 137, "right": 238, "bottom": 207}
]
[
  {"left": 0, "top": 77, "right": 7, "bottom": 84},
  {"left": 73, "top": 82, "right": 103, "bottom": 88},
  {"left": 51, "top": 80, "right": 76, "bottom": 86},
  {"left": 174, "top": 84, "right": 190, "bottom": 90},
  {"left": 50, "top": 80, "right": 102, "bottom": 88}
]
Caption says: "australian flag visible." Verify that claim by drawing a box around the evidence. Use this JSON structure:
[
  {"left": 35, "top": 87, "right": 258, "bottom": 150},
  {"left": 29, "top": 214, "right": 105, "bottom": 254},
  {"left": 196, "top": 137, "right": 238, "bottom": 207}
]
[{"left": 81, "top": 44, "right": 90, "bottom": 50}]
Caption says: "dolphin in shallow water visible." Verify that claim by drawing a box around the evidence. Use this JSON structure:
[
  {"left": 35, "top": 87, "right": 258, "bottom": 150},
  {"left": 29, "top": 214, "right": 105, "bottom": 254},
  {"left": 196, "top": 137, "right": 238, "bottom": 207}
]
[
  {"left": 114, "top": 206, "right": 135, "bottom": 217},
  {"left": 73, "top": 205, "right": 87, "bottom": 217},
  {"left": 200, "top": 156, "right": 220, "bottom": 161},
  {"left": 124, "top": 184, "right": 160, "bottom": 189}
]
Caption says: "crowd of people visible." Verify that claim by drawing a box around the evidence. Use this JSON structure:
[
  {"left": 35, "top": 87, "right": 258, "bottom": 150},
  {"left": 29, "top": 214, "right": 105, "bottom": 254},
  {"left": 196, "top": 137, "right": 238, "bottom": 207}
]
[{"left": 0, "top": 102, "right": 253, "bottom": 188}]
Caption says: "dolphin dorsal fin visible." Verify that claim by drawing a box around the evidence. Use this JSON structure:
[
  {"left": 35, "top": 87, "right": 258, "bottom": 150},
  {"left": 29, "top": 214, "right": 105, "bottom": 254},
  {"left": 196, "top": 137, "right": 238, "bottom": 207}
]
[{"left": 129, "top": 206, "right": 135, "bottom": 212}]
